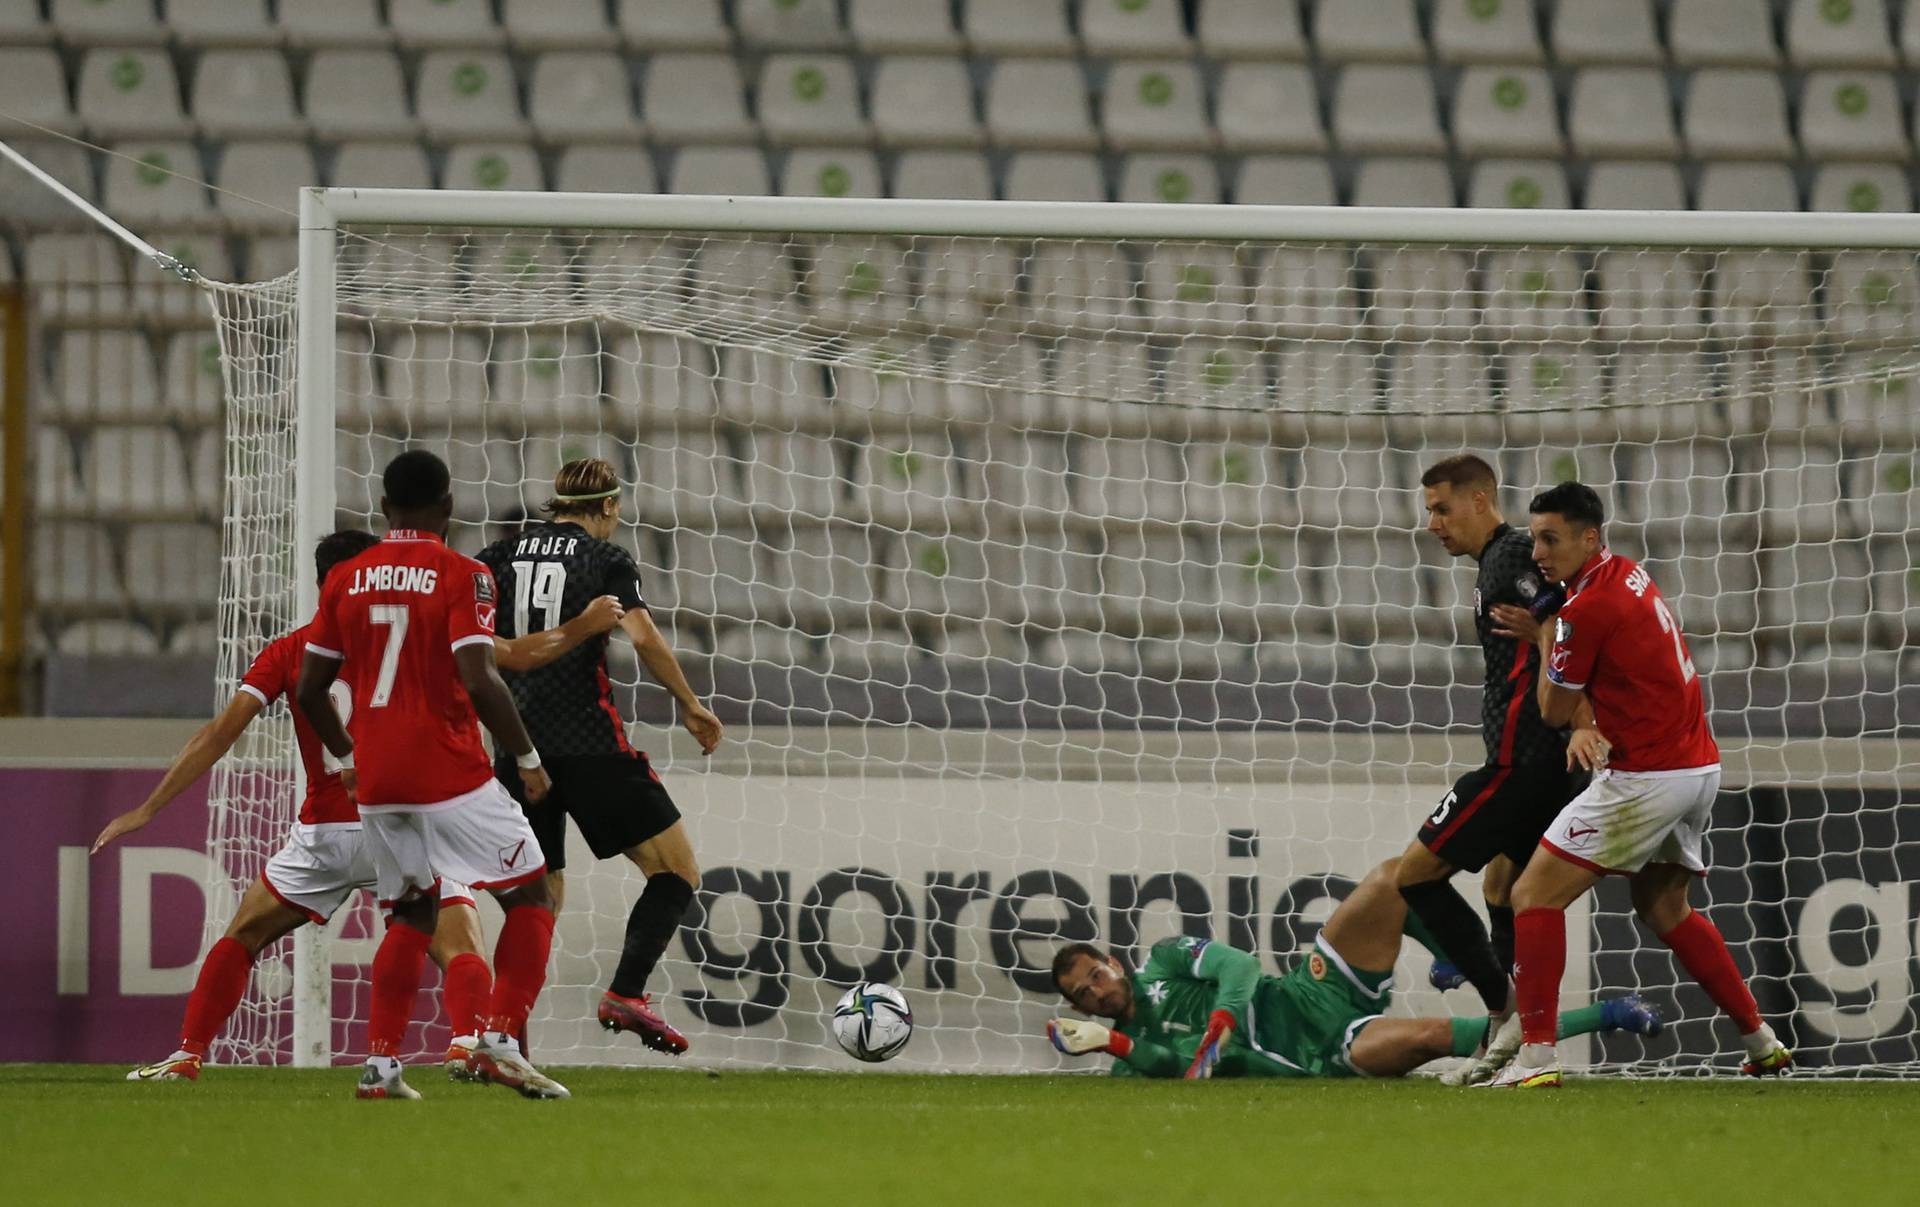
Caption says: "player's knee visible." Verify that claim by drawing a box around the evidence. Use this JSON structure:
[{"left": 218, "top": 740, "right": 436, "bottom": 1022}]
[
  {"left": 1632, "top": 884, "right": 1690, "bottom": 934},
  {"left": 669, "top": 856, "right": 700, "bottom": 887}
]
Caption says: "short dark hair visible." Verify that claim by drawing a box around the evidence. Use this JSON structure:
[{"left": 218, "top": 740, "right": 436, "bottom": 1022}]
[
  {"left": 314, "top": 529, "right": 379, "bottom": 586},
  {"left": 382, "top": 449, "right": 452, "bottom": 511},
  {"left": 1421, "top": 453, "right": 1498, "bottom": 493},
  {"left": 1529, "top": 480, "right": 1606, "bottom": 531},
  {"left": 1050, "top": 942, "right": 1108, "bottom": 994}
]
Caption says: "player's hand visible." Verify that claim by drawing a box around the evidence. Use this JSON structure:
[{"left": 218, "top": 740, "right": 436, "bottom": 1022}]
[
  {"left": 683, "top": 702, "right": 723, "bottom": 756},
  {"left": 520, "top": 763, "right": 552, "bottom": 803},
  {"left": 1489, "top": 603, "right": 1543, "bottom": 644},
  {"left": 581, "top": 594, "right": 625, "bottom": 634},
  {"left": 1567, "top": 726, "right": 1612, "bottom": 772},
  {"left": 1184, "top": 1010, "right": 1236, "bottom": 1080},
  {"left": 339, "top": 765, "right": 359, "bottom": 800},
  {"left": 1046, "top": 1018, "right": 1131, "bottom": 1058},
  {"left": 91, "top": 806, "right": 155, "bottom": 854}
]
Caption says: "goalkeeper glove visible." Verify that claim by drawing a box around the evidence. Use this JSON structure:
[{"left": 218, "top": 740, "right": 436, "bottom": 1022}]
[
  {"left": 1529, "top": 580, "right": 1568, "bottom": 622},
  {"left": 1184, "top": 1010, "right": 1236, "bottom": 1080},
  {"left": 1046, "top": 1018, "right": 1133, "bottom": 1059}
]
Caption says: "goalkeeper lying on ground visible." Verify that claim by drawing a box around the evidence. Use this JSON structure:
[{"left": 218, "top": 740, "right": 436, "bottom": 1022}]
[{"left": 1048, "top": 858, "right": 1660, "bottom": 1079}]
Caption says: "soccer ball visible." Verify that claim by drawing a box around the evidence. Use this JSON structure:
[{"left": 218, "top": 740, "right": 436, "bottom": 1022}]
[{"left": 831, "top": 982, "right": 913, "bottom": 1063}]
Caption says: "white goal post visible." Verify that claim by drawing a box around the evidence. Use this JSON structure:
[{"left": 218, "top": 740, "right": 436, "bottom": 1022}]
[{"left": 197, "top": 186, "right": 1920, "bottom": 1075}]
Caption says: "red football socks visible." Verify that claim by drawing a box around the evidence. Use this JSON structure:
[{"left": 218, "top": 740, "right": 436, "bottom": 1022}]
[
  {"left": 367, "top": 921, "right": 433, "bottom": 1058},
  {"left": 179, "top": 937, "right": 255, "bottom": 1058},
  {"left": 442, "top": 952, "right": 491, "bottom": 1039},
  {"left": 1515, "top": 907, "right": 1567, "bottom": 1047},
  {"left": 1660, "top": 909, "right": 1763, "bottom": 1034},
  {"left": 485, "top": 905, "right": 555, "bottom": 1038}
]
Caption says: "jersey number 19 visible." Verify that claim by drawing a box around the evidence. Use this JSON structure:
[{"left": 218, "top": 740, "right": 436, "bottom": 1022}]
[{"left": 512, "top": 561, "right": 566, "bottom": 635}]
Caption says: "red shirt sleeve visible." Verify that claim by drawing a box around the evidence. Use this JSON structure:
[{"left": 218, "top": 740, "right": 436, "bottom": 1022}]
[
  {"left": 447, "top": 560, "right": 497, "bottom": 653},
  {"left": 239, "top": 635, "right": 289, "bottom": 706},
  {"left": 306, "top": 571, "right": 346, "bottom": 660},
  {"left": 1546, "top": 595, "right": 1607, "bottom": 691}
]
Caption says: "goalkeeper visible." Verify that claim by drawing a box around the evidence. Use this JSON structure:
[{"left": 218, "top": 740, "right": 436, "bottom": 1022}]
[{"left": 1047, "top": 858, "right": 1658, "bottom": 1079}]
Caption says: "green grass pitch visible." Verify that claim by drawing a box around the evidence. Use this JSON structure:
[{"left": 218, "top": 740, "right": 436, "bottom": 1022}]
[{"left": 5, "top": 1065, "right": 1916, "bottom": 1206}]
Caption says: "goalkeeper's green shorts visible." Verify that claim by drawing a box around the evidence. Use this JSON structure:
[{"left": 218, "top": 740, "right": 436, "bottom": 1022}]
[{"left": 1249, "top": 935, "right": 1394, "bottom": 1079}]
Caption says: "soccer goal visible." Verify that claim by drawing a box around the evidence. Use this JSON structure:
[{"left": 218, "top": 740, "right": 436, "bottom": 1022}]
[{"left": 203, "top": 188, "right": 1920, "bottom": 1075}]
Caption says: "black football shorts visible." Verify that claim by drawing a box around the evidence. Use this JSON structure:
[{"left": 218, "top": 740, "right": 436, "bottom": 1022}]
[
  {"left": 495, "top": 752, "right": 682, "bottom": 874},
  {"left": 1416, "top": 759, "right": 1589, "bottom": 872}
]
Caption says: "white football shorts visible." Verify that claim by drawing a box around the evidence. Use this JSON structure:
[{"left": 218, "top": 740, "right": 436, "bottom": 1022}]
[
  {"left": 361, "top": 779, "right": 547, "bottom": 907},
  {"left": 262, "top": 824, "right": 474, "bottom": 923},
  {"left": 1540, "top": 765, "right": 1722, "bottom": 877}
]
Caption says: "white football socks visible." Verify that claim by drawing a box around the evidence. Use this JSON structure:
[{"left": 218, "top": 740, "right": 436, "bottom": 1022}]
[{"left": 1741, "top": 1022, "right": 1779, "bottom": 1060}]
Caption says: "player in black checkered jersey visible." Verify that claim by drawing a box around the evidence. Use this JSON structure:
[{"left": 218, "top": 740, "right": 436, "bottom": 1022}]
[
  {"left": 1392, "top": 454, "right": 1609, "bottom": 1083},
  {"left": 477, "top": 457, "right": 723, "bottom": 1055}
]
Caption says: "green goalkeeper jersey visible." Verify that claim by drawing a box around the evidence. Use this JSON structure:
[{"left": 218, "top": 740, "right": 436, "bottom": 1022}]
[{"left": 1110, "top": 936, "right": 1392, "bottom": 1079}]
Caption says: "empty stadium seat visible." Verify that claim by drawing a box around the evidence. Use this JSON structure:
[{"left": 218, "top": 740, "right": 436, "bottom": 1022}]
[
  {"left": 492, "top": 328, "right": 605, "bottom": 431},
  {"left": 1481, "top": 248, "right": 1587, "bottom": 336},
  {"left": 893, "top": 150, "right": 995, "bottom": 199},
  {"left": 280, "top": 0, "right": 385, "bottom": 47},
  {"left": 1712, "top": 250, "right": 1817, "bottom": 336},
  {"left": 810, "top": 241, "right": 909, "bottom": 328},
  {"left": 1140, "top": 244, "right": 1246, "bottom": 328},
  {"left": 1504, "top": 343, "right": 1604, "bottom": 411},
  {"left": 850, "top": 0, "right": 960, "bottom": 53},
  {"left": 1684, "top": 70, "right": 1794, "bottom": 158},
  {"left": 126, "top": 523, "right": 222, "bottom": 608},
  {"left": 54, "top": 329, "right": 160, "bottom": 421},
  {"left": 1166, "top": 340, "right": 1267, "bottom": 410},
  {"left": 1569, "top": 68, "right": 1680, "bottom": 158},
  {"left": 1080, "top": 0, "right": 1189, "bottom": 56},
  {"left": 1670, "top": 0, "right": 1780, "bottom": 66},
  {"left": 1383, "top": 345, "right": 1489, "bottom": 416},
  {"left": 380, "top": 328, "right": 489, "bottom": 425},
  {"left": 25, "top": 234, "right": 131, "bottom": 321},
  {"left": 1352, "top": 158, "right": 1454, "bottom": 207},
  {"left": 192, "top": 50, "right": 302, "bottom": 139},
  {"left": 306, "top": 51, "right": 417, "bottom": 140},
  {"left": 1237, "top": 155, "right": 1337, "bottom": 204},
  {"left": 1255, "top": 245, "right": 1359, "bottom": 330},
  {"left": 714, "top": 345, "right": 825, "bottom": 426},
  {"left": 782, "top": 150, "right": 884, "bottom": 198},
  {"left": 986, "top": 60, "right": 1097, "bottom": 149},
  {"left": 669, "top": 146, "right": 773, "bottom": 194},
  {"left": 332, "top": 141, "right": 434, "bottom": 189},
  {"left": 1454, "top": 66, "right": 1563, "bottom": 156},
  {"left": 1825, "top": 252, "right": 1919, "bottom": 336},
  {"left": 1811, "top": 162, "right": 1914, "bottom": 211},
  {"left": 1074, "top": 438, "right": 1186, "bottom": 522},
  {"left": 759, "top": 54, "right": 868, "bottom": 145},
  {"left": 1216, "top": 65, "right": 1325, "bottom": 153},
  {"left": 1371, "top": 247, "right": 1474, "bottom": 332},
  {"left": 418, "top": 51, "right": 527, "bottom": 140},
  {"left": 741, "top": 430, "right": 843, "bottom": 519},
  {"left": 389, "top": 0, "right": 503, "bottom": 48},
  {"left": 1317, "top": 0, "right": 1423, "bottom": 61},
  {"left": 1118, "top": 155, "right": 1220, "bottom": 203},
  {"left": 1905, "top": 0, "right": 1920, "bottom": 63},
  {"left": 503, "top": 0, "right": 610, "bottom": 49},
  {"left": 1552, "top": 0, "right": 1662, "bottom": 64},
  {"left": 1197, "top": 0, "right": 1308, "bottom": 60},
  {"left": 52, "top": 0, "right": 165, "bottom": 44},
  {"left": 871, "top": 56, "right": 981, "bottom": 147},
  {"left": 737, "top": 0, "right": 845, "bottom": 48},
  {"left": 644, "top": 54, "right": 757, "bottom": 143},
  {"left": 618, "top": 0, "right": 729, "bottom": 51},
  {"left": 1432, "top": 0, "right": 1545, "bottom": 63},
  {"left": 78, "top": 49, "right": 192, "bottom": 139},
  {"left": 965, "top": 0, "right": 1076, "bottom": 56},
  {"left": 0, "top": 49, "right": 77, "bottom": 135},
  {"left": 163, "top": 332, "right": 226, "bottom": 426},
  {"left": 1468, "top": 159, "right": 1571, "bottom": 208},
  {"left": 1787, "top": 0, "right": 1897, "bottom": 67},
  {"left": 55, "top": 618, "right": 162, "bottom": 656},
  {"left": 606, "top": 333, "right": 716, "bottom": 419},
  {"left": 88, "top": 427, "right": 195, "bottom": 515},
  {"left": 36, "top": 424, "right": 87, "bottom": 516},
  {"left": 1585, "top": 161, "right": 1688, "bottom": 209},
  {"left": 1104, "top": 61, "right": 1213, "bottom": 151},
  {"left": 172, "top": 0, "right": 280, "bottom": 46},
  {"left": 1801, "top": 71, "right": 1906, "bottom": 159},
  {"left": 216, "top": 140, "right": 317, "bottom": 225},
  {"left": 1697, "top": 161, "right": 1800, "bottom": 210},
  {"left": 36, "top": 521, "right": 124, "bottom": 610},
  {"left": 530, "top": 52, "right": 639, "bottom": 143},
  {"left": 102, "top": 143, "right": 212, "bottom": 226},
  {"left": 0, "top": 0, "right": 50, "bottom": 42},
  {"left": 1334, "top": 66, "right": 1446, "bottom": 155},
  {"left": 555, "top": 145, "right": 658, "bottom": 193},
  {"left": 916, "top": 235, "right": 1020, "bottom": 323}
]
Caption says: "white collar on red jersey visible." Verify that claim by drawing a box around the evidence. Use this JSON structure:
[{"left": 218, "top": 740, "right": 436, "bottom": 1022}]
[
  {"left": 384, "top": 528, "right": 444, "bottom": 544},
  {"left": 1571, "top": 549, "right": 1612, "bottom": 594}
]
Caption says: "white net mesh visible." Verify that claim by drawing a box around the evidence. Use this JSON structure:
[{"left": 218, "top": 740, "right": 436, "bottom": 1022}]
[{"left": 211, "top": 210, "right": 1920, "bottom": 1075}]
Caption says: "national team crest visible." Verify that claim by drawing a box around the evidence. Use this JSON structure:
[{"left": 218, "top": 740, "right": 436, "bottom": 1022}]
[{"left": 1308, "top": 951, "right": 1328, "bottom": 981}]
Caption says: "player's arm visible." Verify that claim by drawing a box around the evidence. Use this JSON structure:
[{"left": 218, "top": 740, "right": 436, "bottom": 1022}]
[
  {"left": 1046, "top": 1017, "right": 1187, "bottom": 1078},
  {"left": 453, "top": 642, "right": 549, "bottom": 802},
  {"left": 494, "top": 594, "right": 624, "bottom": 671},
  {"left": 1534, "top": 624, "right": 1584, "bottom": 728},
  {"left": 1135, "top": 937, "right": 1256, "bottom": 1078},
  {"left": 92, "top": 691, "right": 264, "bottom": 853},
  {"left": 294, "top": 650, "right": 352, "bottom": 761},
  {"left": 620, "top": 607, "right": 723, "bottom": 756}
]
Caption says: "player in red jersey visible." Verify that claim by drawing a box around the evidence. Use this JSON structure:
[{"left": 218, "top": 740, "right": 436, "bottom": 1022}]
[
  {"left": 1486, "top": 482, "right": 1791, "bottom": 1088},
  {"left": 97, "top": 530, "right": 624, "bottom": 1083},
  {"left": 298, "top": 451, "right": 572, "bottom": 1100}
]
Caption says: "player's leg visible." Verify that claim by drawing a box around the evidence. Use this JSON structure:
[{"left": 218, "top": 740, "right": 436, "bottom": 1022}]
[
  {"left": 358, "top": 812, "right": 440, "bottom": 1100},
  {"left": 130, "top": 878, "right": 309, "bottom": 1081},
  {"left": 1488, "top": 842, "right": 1599, "bottom": 1087},
  {"left": 426, "top": 889, "right": 490, "bottom": 1079},
  {"left": 1317, "top": 857, "right": 1416, "bottom": 974},
  {"left": 1481, "top": 854, "right": 1519, "bottom": 974},
  {"left": 1345, "top": 1017, "right": 1461, "bottom": 1078},
  {"left": 1396, "top": 833, "right": 1509, "bottom": 1015}
]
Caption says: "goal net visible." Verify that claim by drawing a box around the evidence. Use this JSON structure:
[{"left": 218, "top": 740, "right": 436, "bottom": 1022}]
[{"left": 207, "top": 192, "right": 1920, "bottom": 1076}]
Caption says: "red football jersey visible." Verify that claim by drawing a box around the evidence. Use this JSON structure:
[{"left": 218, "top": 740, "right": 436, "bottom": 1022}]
[
  {"left": 305, "top": 529, "right": 498, "bottom": 809},
  {"left": 1546, "top": 550, "right": 1720, "bottom": 773},
  {"left": 240, "top": 623, "right": 357, "bottom": 827}
]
